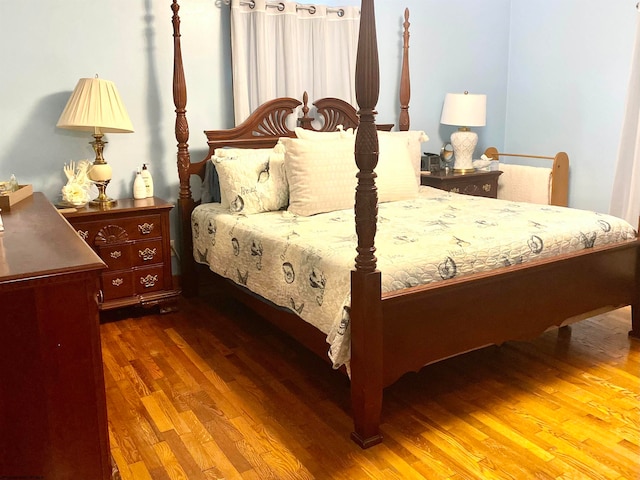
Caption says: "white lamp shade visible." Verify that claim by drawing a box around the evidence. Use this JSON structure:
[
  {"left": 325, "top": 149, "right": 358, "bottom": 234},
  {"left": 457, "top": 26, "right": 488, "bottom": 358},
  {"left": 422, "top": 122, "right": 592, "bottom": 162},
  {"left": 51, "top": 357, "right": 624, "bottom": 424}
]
[
  {"left": 440, "top": 92, "right": 486, "bottom": 128},
  {"left": 57, "top": 77, "right": 134, "bottom": 133}
]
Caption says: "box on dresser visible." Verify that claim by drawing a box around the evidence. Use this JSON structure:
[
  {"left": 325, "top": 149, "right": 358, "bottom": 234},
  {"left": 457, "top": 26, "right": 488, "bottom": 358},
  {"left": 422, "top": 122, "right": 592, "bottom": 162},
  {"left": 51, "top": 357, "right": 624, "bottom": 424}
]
[{"left": 61, "top": 197, "right": 181, "bottom": 313}]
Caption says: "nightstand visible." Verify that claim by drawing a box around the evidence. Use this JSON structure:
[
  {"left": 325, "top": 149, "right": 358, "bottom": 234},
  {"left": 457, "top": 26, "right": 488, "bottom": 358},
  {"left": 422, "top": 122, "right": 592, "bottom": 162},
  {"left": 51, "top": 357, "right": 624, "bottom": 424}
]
[
  {"left": 421, "top": 170, "right": 503, "bottom": 198},
  {"left": 62, "top": 197, "right": 181, "bottom": 312}
]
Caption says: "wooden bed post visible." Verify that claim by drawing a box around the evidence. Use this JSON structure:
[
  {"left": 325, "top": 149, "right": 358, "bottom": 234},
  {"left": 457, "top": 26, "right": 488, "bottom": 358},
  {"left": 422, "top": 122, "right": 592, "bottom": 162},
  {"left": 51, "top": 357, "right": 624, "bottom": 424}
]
[
  {"left": 172, "top": 0, "right": 198, "bottom": 296},
  {"left": 399, "top": 8, "right": 410, "bottom": 132},
  {"left": 350, "top": 0, "right": 384, "bottom": 448}
]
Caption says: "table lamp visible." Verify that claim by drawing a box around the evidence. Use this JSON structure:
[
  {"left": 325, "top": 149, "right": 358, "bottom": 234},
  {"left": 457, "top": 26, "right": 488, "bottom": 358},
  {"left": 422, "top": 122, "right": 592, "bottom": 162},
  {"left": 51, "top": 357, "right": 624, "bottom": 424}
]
[
  {"left": 57, "top": 76, "right": 134, "bottom": 207},
  {"left": 440, "top": 91, "right": 486, "bottom": 173}
]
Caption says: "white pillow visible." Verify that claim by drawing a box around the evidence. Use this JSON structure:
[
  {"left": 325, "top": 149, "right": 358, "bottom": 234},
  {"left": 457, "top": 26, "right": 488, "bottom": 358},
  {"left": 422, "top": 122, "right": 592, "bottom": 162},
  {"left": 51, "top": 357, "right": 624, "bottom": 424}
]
[
  {"left": 214, "top": 150, "right": 288, "bottom": 214},
  {"left": 281, "top": 134, "right": 418, "bottom": 216},
  {"left": 377, "top": 130, "right": 429, "bottom": 185},
  {"left": 376, "top": 134, "right": 419, "bottom": 202},
  {"left": 281, "top": 136, "right": 358, "bottom": 216}
]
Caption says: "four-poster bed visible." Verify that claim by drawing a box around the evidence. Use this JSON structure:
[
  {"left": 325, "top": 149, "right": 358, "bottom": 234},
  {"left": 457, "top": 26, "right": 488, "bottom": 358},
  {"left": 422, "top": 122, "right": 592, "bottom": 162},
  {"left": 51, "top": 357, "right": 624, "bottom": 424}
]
[{"left": 171, "top": 0, "right": 640, "bottom": 448}]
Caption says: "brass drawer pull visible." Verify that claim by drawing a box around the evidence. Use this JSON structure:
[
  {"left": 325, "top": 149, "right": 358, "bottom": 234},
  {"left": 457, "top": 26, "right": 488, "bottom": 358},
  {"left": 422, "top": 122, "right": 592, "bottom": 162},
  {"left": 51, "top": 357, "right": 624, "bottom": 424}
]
[
  {"left": 140, "top": 274, "right": 158, "bottom": 288},
  {"left": 483, "top": 183, "right": 492, "bottom": 192},
  {"left": 112, "top": 278, "right": 124, "bottom": 287},
  {"left": 110, "top": 250, "right": 122, "bottom": 259},
  {"left": 138, "top": 247, "right": 157, "bottom": 261},
  {"left": 77, "top": 230, "right": 89, "bottom": 241},
  {"left": 138, "top": 223, "right": 154, "bottom": 235}
]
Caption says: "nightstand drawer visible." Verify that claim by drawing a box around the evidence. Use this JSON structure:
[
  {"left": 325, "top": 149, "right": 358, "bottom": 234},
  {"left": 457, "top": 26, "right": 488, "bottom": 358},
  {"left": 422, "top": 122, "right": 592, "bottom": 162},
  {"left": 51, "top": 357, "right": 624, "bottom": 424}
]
[
  {"left": 135, "top": 265, "right": 165, "bottom": 294},
  {"left": 133, "top": 239, "right": 164, "bottom": 266},
  {"left": 421, "top": 170, "right": 502, "bottom": 199},
  {"left": 102, "top": 270, "right": 135, "bottom": 300},
  {"left": 97, "top": 242, "right": 132, "bottom": 270},
  {"left": 72, "top": 214, "right": 163, "bottom": 247}
]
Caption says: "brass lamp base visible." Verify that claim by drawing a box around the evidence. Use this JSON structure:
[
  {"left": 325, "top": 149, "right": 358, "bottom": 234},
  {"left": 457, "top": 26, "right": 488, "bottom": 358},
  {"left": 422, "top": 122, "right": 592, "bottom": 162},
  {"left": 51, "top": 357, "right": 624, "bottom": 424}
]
[
  {"left": 90, "top": 180, "right": 117, "bottom": 208},
  {"left": 453, "top": 168, "right": 476, "bottom": 174}
]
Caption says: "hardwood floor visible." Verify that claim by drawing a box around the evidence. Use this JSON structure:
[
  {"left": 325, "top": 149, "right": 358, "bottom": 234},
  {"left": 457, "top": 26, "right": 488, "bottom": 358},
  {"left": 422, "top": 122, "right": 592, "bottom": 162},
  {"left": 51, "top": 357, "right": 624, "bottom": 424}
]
[{"left": 102, "top": 288, "right": 640, "bottom": 479}]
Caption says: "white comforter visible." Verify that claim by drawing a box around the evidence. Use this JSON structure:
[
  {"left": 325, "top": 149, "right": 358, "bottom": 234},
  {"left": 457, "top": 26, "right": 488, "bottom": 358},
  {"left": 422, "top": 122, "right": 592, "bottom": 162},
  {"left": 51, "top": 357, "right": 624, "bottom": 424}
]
[{"left": 191, "top": 187, "right": 636, "bottom": 368}]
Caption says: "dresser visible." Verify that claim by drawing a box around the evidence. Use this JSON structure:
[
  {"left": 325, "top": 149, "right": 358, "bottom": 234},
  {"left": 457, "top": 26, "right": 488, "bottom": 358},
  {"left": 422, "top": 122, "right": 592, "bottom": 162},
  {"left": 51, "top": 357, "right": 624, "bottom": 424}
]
[
  {"left": 0, "top": 193, "right": 111, "bottom": 479},
  {"left": 420, "top": 170, "right": 503, "bottom": 198},
  {"left": 62, "top": 197, "right": 180, "bottom": 312}
]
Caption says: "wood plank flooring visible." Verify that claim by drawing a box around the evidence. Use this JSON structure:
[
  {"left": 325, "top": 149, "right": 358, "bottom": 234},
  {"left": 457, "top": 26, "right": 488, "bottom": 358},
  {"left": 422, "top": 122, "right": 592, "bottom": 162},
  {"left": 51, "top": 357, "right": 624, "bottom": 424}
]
[{"left": 102, "top": 289, "right": 640, "bottom": 479}]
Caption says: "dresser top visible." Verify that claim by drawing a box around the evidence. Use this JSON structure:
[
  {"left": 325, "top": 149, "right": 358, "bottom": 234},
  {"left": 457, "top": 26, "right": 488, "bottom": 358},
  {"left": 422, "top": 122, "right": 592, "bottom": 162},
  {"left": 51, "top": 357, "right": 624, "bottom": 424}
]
[{"left": 0, "top": 193, "right": 104, "bottom": 285}]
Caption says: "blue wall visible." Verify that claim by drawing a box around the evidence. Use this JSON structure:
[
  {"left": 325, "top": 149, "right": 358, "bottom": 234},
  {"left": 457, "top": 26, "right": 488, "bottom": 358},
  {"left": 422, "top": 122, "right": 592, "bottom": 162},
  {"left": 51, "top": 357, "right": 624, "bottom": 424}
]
[
  {"left": 505, "top": 0, "right": 634, "bottom": 211},
  {"left": 0, "top": 1, "right": 635, "bottom": 226}
]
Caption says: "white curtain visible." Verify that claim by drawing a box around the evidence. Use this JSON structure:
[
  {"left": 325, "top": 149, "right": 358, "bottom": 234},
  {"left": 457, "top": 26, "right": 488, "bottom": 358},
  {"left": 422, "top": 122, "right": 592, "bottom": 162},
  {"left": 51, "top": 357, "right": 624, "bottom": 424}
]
[
  {"left": 230, "top": 0, "right": 360, "bottom": 125},
  {"left": 610, "top": 12, "right": 640, "bottom": 225}
]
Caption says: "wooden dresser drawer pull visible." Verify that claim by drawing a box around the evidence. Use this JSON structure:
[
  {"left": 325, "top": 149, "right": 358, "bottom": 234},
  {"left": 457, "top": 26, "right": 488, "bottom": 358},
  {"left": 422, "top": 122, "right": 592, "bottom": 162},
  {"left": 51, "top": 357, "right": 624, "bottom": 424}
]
[
  {"left": 112, "top": 278, "right": 124, "bottom": 287},
  {"left": 110, "top": 250, "right": 122, "bottom": 259},
  {"left": 138, "top": 247, "right": 157, "bottom": 261},
  {"left": 138, "top": 223, "right": 154, "bottom": 235},
  {"left": 140, "top": 274, "right": 158, "bottom": 288}
]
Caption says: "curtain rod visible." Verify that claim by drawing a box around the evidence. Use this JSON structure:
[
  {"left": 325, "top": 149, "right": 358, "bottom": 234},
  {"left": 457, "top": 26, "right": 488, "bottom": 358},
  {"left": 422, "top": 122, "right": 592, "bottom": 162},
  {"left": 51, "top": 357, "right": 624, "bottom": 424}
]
[{"left": 222, "top": 0, "right": 345, "bottom": 16}]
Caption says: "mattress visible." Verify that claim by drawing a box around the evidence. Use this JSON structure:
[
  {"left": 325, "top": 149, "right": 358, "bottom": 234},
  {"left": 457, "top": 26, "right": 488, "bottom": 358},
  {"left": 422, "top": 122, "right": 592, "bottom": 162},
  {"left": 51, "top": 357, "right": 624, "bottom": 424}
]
[{"left": 191, "top": 186, "right": 637, "bottom": 368}]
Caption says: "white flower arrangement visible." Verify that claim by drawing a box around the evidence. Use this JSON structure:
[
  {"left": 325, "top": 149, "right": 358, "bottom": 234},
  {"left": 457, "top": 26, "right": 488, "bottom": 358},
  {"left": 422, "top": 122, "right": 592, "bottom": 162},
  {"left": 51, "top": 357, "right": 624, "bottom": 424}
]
[{"left": 61, "top": 160, "right": 92, "bottom": 206}]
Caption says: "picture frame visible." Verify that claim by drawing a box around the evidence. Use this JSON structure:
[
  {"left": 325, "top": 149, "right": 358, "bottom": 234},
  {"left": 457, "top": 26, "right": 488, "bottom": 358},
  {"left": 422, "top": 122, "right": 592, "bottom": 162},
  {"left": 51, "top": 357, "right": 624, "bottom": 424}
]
[{"left": 422, "top": 154, "right": 441, "bottom": 173}]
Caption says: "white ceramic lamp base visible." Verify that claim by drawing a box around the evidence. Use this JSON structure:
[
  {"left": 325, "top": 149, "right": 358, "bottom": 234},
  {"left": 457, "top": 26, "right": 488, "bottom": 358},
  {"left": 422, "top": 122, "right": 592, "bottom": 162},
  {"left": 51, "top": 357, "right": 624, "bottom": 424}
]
[{"left": 451, "top": 129, "right": 478, "bottom": 174}]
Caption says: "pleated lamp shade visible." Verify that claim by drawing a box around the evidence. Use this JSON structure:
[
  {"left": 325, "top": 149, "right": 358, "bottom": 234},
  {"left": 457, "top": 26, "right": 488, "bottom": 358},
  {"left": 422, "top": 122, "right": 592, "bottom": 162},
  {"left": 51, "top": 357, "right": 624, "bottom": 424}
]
[
  {"left": 57, "top": 77, "right": 133, "bottom": 207},
  {"left": 57, "top": 77, "right": 134, "bottom": 134}
]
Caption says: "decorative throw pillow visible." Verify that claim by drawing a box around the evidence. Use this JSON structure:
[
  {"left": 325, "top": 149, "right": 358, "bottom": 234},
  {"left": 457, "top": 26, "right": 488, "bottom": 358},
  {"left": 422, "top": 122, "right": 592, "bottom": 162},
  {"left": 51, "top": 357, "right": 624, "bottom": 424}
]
[
  {"left": 214, "top": 150, "right": 288, "bottom": 214},
  {"left": 210, "top": 148, "right": 279, "bottom": 208}
]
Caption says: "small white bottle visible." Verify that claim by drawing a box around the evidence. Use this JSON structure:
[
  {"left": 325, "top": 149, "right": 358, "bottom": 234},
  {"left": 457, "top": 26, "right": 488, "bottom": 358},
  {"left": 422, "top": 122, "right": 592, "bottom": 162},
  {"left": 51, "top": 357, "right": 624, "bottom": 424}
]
[
  {"left": 141, "top": 163, "right": 154, "bottom": 198},
  {"left": 133, "top": 169, "right": 147, "bottom": 200}
]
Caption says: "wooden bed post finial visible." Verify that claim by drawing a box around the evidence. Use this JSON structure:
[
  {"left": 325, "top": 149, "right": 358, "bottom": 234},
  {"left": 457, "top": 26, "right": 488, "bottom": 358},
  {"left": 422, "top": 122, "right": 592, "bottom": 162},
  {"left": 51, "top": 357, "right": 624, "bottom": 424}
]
[
  {"left": 399, "top": 8, "right": 411, "bottom": 131},
  {"left": 172, "top": 0, "right": 191, "bottom": 202}
]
